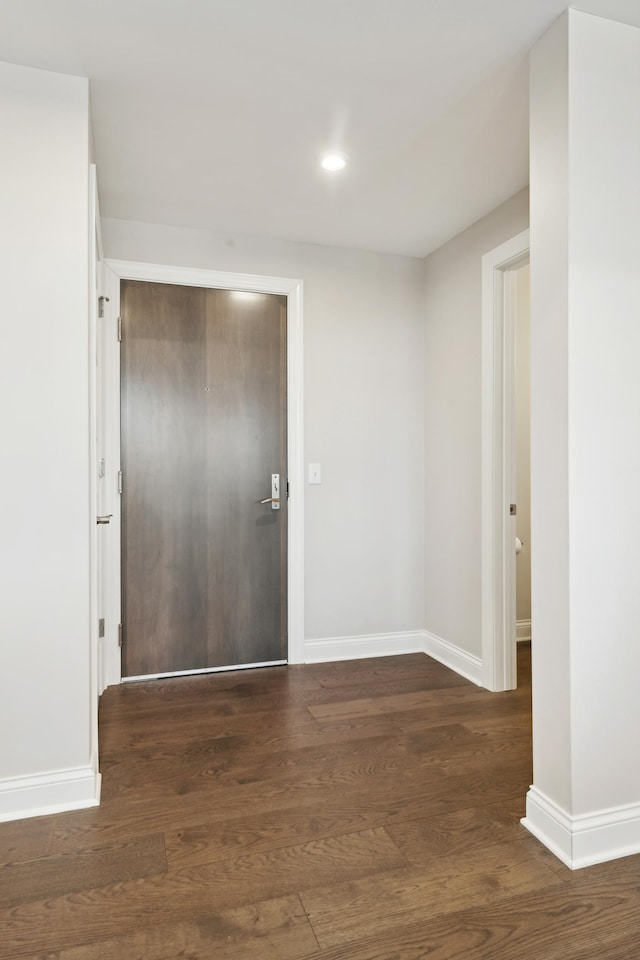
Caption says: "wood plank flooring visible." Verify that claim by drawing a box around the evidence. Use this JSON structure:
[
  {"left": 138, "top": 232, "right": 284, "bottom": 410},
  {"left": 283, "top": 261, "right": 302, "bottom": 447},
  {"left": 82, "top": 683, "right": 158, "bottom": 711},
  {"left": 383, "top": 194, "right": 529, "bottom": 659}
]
[{"left": 2, "top": 644, "right": 640, "bottom": 959}]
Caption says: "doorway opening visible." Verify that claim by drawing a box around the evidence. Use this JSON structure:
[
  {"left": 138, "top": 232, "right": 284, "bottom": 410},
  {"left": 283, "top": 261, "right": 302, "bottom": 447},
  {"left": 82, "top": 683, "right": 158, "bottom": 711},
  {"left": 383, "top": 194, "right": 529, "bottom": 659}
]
[
  {"left": 513, "top": 264, "right": 531, "bottom": 656},
  {"left": 481, "top": 230, "right": 530, "bottom": 692},
  {"left": 98, "top": 261, "right": 304, "bottom": 688}
]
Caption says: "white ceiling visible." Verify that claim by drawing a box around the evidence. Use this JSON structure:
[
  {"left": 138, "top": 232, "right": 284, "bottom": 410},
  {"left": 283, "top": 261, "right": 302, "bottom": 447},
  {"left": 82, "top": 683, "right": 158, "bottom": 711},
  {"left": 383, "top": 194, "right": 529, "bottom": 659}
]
[{"left": 1, "top": 0, "right": 634, "bottom": 257}]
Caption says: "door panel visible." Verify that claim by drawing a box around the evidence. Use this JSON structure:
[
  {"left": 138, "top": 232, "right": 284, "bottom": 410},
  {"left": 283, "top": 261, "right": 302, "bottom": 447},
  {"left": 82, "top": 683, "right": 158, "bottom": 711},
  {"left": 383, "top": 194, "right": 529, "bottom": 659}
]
[{"left": 120, "top": 281, "right": 287, "bottom": 678}]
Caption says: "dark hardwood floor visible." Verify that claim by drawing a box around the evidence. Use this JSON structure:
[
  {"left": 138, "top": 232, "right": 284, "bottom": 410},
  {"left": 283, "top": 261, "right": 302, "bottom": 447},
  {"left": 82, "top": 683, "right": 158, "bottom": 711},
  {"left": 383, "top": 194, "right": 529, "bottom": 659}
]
[{"left": 2, "top": 643, "right": 640, "bottom": 959}]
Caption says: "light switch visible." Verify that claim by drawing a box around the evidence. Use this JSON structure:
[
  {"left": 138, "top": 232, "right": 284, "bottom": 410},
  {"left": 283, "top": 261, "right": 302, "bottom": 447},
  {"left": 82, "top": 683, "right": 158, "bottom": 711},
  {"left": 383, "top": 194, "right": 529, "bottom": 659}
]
[{"left": 309, "top": 462, "right": 322, "bottom": 484}]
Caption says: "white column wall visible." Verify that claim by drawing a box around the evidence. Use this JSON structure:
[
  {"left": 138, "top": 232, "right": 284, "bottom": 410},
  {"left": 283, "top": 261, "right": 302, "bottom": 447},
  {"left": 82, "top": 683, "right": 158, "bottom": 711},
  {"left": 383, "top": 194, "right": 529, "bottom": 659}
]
[
  {"left": 0, "top": 62, "right": 97, "bottom": 820},
  {"left": 568, "top": 11, "right": 640, "bottom": 814},
  {"left": 526, "top": 9, "right": 640, "bottom": 866},
  {"left": 528, "top": 13, "right": 573, "bottom": 815}
]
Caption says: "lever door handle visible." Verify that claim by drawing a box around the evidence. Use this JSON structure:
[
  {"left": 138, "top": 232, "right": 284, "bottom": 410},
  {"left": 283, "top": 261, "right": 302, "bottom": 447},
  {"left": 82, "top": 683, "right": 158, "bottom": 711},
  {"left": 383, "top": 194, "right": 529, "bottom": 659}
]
[
  {"left": 96, "top": 514, "right": 113, "bottom": 525},
  {"left": 260, "top": 475, "right": 280, "bottom": 510}
]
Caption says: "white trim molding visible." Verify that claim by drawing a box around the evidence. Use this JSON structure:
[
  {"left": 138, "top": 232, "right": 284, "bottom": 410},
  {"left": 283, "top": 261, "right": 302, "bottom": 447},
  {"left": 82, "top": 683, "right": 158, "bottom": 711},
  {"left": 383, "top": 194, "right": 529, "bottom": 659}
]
[
  {"left": 516, "top": 619, "right": 532, "bottom": 642},
  {"left": 522, "top": 786, "right": 640, "bottom": 870},
  {"left": 88, "top": 165, "right": 101, "bottom": 762},
  {"left": 0, "top": 767, "right": 101, "bottom": 824},
  {"left": 100, "top": 263, "right": 123, "bottom": 690},
  {"left": 101, "top": 260, "right": 305, "bottom": 677},
  {"left": 305, "top": 630, "right": 483, "bottom": 688},
  {"left": 305, "top": 631, "right": 425, "bottom": 664},
  {"left": 481, "top": 229, "right": 530, "bottom": 692},
  {"left": 423, "top": 630, "right": 483, "bottom": 686}
]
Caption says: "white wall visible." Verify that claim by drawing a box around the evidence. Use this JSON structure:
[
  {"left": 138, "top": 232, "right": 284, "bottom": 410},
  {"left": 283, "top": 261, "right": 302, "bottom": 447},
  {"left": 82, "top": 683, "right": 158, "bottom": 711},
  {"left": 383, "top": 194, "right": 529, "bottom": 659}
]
[
  {"left": 515, "top": 264, "right": 531, "bottom": 627},
  {"left": 422, "top": 189, "right": 529, "bottom": 657},
  {"left": 528, "top": 11, "right": 573, "bottom": 816},
  {"left": 0, "top": 62, "right": 98, "bottom": 818},
  {"left": 525, "top": 9, "right": 640, "bottom": 867},
  {"left": 102, "top": 219, "right": 426, "bottom": 648},
  {"left": 567, "top": 8, "right": 640, "bottom": 817}
]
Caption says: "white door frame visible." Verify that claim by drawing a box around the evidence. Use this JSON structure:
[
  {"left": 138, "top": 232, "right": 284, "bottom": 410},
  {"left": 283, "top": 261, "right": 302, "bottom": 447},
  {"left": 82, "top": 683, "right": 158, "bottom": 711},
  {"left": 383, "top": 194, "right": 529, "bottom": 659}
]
[
  {"left": 100, "top": 259, "right": 305, "bottom": 686},
  {"left": 481, "top": 229, "right": 530, "bottom": 692},
  {"left": 88, "top": 165, "right": 101, "bottom": 767}
]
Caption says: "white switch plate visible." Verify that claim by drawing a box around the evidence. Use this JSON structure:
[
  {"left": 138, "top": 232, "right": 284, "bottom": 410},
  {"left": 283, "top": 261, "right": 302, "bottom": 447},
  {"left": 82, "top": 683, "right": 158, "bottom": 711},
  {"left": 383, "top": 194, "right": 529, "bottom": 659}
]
[{"left": 309, "top": 462, "right": 322, "bottom": 484}]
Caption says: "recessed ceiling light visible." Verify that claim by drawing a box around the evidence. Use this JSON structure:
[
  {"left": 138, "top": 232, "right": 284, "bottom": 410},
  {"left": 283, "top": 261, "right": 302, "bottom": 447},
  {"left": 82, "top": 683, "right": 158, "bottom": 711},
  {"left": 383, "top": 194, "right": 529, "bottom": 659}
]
[{"left": 321, "top": 152, "right": 347, "bottom": 172}]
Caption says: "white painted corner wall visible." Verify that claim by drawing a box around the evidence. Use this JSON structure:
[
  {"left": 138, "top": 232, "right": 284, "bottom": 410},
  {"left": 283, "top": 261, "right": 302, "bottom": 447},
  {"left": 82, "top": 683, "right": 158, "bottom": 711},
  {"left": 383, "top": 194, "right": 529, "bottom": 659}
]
[
  {"left": 524, "top": 8, "right": 640, "bottom": 870},
  {"left": 0, "top": 61, "right": 100, "bottom": 821},
  {"left": 422, "top": 189, "right": 530, "bottom": 664}
]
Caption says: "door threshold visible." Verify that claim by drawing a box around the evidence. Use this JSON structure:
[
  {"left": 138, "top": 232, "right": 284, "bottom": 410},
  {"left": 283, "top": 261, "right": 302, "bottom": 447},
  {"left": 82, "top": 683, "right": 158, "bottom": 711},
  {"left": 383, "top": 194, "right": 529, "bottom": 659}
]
[{"left": 122, "top": 660, "right": 288, "bottom": 683}]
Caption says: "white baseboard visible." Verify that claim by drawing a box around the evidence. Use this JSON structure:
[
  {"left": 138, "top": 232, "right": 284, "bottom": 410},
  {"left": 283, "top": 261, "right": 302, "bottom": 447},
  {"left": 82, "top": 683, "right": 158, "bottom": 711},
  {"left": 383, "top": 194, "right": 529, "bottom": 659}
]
[
  {"left": 304, "top": 630, "right": 425, "bottom": 664},
  {"left": 423, "top": 630, "right": 483, "bottom": 686},
  {"left": 0, "top": 765, "right": 101, "bottom": 823},
  {"left": 517, "top": 619, "right": 532, "bottom": 642},
  {"left": 522, "top": 786, "right": 640, "bottom": 869},
  {"left": 304, "top": 630, "right": 483, "bottom": 688}
]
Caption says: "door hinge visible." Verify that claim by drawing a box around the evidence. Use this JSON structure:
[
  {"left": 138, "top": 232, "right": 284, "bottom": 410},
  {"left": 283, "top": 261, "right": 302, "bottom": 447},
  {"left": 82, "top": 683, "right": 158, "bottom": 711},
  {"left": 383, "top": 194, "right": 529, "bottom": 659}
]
[
  {"left": 118, "top": 623, "right": 124, "bottom": 647},
  {"left": 98, "top": 617, "right": 105, "bottom": 639},
  {"left": 118, "top": 470, "right": 123, "bottom": 494},
  {"left": 287, "top": 480, "right": 290, "bottom": 499},
  {"left": 98, "top": 295, "right": 110, "bottom": 319},
  {"left": 510, "top": 503, "right": 517, "bottom": 516},
  {"left": 117, "top": 316, "right": 122, "bottom": 341}
]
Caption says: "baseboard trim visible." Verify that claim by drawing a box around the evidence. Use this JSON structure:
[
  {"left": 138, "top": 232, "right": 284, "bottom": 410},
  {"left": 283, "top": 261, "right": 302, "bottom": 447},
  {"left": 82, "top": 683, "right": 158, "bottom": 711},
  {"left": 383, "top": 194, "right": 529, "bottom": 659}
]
[
  {"left": 304, "top": 630, "right": 425, "bottom": 664},
  {"left": 304, "top": 630, "right": 483, "bottom": 688},
  {"left": 521, "top": 787, "right": 574, "bottom": 867},
  {"left": 423, "top": 630, "right": 483, "bottom": 686},
  {"left": 522, "top": 786, "right": 640, "bottom": 869},
  {"left": 0, "top": 766, "right": 101, "bottom": 823},
  {"left": 516, "top": 619, "right": 532, "bottom": 642}
]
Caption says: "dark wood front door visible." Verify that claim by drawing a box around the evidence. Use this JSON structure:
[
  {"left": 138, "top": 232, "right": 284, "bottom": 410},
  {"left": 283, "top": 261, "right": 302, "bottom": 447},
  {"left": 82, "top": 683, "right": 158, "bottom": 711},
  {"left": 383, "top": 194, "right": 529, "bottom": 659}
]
[{"left": 120, "top": 281, "right": 287, "bottom": 678}]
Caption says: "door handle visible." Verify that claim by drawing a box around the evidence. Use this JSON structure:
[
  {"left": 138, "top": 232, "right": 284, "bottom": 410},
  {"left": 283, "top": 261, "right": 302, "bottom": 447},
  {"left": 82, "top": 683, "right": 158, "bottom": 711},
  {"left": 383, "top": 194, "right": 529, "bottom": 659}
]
[
  {"left": 259, "top": 474, "right": 280, "bottom": 511},
  {"left": 96, "top": 514, "right": 113, "bottom": 525}
]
